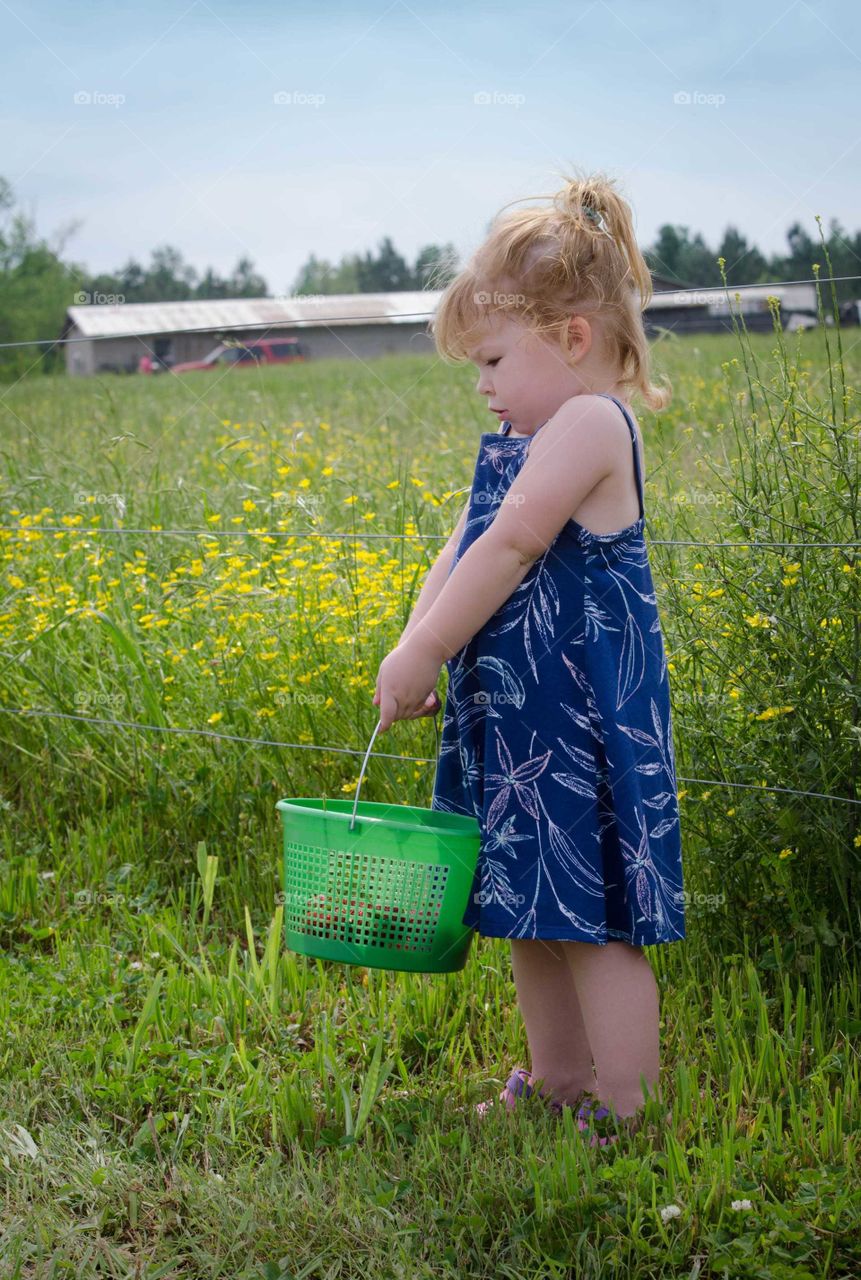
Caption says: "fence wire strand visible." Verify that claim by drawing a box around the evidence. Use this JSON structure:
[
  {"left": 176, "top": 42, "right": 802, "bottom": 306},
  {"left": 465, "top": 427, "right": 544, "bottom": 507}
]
[
  {"left": 0, "top": 705, "right": 858, "bottom": 807},
  {"left": 1, "top": 526, "right": 859, "bottom": 551}
]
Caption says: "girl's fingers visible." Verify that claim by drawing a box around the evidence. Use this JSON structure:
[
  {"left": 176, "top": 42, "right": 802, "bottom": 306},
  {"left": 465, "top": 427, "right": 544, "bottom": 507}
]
[{"left": 408, "top": 691, "right": 441, "bottom": 719}]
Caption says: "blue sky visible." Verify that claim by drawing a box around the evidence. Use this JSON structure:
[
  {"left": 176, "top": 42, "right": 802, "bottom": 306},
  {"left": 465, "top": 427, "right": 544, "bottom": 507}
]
[{"left": 3, "top": 0, "right": 859, "bottom": 293}]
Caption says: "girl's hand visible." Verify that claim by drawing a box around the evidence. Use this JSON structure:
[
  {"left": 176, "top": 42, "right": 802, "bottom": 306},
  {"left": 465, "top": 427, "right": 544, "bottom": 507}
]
[{"left": 372, "top": 639, "right": 443, "bottom": 733}]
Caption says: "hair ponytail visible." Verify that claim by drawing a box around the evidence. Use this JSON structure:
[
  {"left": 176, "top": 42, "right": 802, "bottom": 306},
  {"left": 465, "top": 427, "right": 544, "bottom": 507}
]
[{"left": 432, "top": 166, "right": 671, "bottom": 413}]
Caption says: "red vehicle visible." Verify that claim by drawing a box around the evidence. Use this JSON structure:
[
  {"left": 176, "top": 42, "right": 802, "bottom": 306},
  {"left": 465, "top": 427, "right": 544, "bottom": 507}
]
[{"left": 170, "top": 337, "right": 307, "bottom": 374}]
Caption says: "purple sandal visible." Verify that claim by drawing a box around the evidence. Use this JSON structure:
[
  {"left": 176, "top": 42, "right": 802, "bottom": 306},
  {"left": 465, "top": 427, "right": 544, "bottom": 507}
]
[{"left": 474, "top": 1068, "right": 588, "bottom": 1119}]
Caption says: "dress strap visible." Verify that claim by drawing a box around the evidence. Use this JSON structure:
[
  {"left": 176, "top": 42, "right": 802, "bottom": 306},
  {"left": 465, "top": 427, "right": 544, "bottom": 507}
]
[{"left": 596, "top": 393, "right": 644, "bottom": 520}]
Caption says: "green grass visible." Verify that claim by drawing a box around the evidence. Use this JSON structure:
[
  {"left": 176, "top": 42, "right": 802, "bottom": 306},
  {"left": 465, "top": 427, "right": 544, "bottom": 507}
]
[{"left": 0, "top": 856, "right": 858, "bottom": 1277}]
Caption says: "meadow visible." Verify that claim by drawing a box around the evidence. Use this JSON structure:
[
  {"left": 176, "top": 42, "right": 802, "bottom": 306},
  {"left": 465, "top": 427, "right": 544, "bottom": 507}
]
[{"left": 0, "top": 292, "right": 859, "bottom": 1277}]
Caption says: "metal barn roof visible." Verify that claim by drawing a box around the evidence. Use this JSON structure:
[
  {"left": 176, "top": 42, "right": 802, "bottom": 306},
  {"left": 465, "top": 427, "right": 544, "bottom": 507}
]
[
  {"left": 66, "top": 291, "right": 444, "bottom": 339},
  {"left": 66, "top": 281, "right": 819, "bottom": 341}
]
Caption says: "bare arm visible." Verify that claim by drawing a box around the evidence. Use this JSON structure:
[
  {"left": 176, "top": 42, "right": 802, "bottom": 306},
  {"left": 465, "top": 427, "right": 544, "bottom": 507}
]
[
  {"left": 397, "top": 496, "right": 470, "bottom": 645},
  {"left": 406, "top": 397, "right": 618, "bottom": 664}
]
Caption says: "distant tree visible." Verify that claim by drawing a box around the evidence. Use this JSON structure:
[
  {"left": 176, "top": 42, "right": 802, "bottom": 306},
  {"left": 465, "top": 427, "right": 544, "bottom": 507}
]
[
  {"left": 81, "top": 247, "right": 269, "bottom": 303},
  {"left": 290, "top": 238, "right": 459, "bottom": 295},
  {"left": 781, "top": 221, "right": 818, "bottom": 281},
  {"left": 356, "top": 236, "right": 413, "bottom": 291},
  {"left": 0, "top": 177, "right": 81, "bottom": 380},
  {"left": 226, "top": 255, "right": 268, "bottom": 297},
  {"left": 813, "top": 218, "right": 861, "bottom": 302},
  {"left": 645, "top": 225, "right": 724, "bottom": 287},
  {"left": 715, "top": 227, "right": 768, "bottom": 284},
  {"left": 644, "top": 225, "right": 689, "bottom": 282},
  {"left": 195, "top": 266, "right": 230, "bottom": 299},
  {"left": 290, "top": 252, "right": 360, "bottom": 295}
]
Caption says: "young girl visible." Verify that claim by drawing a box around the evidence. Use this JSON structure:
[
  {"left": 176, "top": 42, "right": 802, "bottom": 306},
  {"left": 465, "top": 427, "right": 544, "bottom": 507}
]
[{"left": 372, "top": 171, "right": 685, "bottom": 1141}]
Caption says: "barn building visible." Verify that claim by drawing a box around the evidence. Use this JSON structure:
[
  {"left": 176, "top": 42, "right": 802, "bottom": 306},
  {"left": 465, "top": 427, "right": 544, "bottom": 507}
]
[{"left": 61, "top": 278, "right": 822, "bottom": 377}]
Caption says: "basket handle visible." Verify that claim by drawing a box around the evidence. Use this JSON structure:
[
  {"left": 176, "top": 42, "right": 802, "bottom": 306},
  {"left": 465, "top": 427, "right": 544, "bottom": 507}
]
[{"left": 349, "top": 708, "right": 442, "bottom": 832}]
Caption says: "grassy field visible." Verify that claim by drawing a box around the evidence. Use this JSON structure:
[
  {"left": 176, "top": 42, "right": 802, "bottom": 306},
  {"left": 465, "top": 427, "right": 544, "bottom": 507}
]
[{"left": 0, "top": 319, "right": 859, "bottom": 1277}]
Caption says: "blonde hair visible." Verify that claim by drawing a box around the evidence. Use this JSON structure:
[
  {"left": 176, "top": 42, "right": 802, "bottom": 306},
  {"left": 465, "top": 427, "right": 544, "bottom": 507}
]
[{"left": 430, "top": 168, "right": 672, "bottom": 413}]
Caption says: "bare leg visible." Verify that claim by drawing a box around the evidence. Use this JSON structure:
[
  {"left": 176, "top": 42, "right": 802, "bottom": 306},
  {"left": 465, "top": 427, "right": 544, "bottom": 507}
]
[
  {"left": 508, "top": 938, "right": 596, "bottom": 1106},
  {"left": 563, "top": 939, "right": 661, "bottom": 1118}
]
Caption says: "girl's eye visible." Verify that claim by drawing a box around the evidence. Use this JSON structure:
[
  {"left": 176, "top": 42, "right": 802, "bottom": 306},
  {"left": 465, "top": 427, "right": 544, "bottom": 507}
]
[{"left": 486, "top": 358, "right": 500, "bottom": 367}]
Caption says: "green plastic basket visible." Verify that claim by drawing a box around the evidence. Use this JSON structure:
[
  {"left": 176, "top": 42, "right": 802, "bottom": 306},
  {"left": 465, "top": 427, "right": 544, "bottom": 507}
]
[{"left": 276, "top": 716, "right": 481, "bottom": 973}]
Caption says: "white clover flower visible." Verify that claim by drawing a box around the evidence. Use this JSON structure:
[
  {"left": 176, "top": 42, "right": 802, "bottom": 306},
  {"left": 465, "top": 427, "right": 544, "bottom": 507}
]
[
  {"left": 731, "top": 1198, "right": 753, "bottom": 1211},
  {"left": 660, "top": 1204, "right": 682, "bottom": 1223}
]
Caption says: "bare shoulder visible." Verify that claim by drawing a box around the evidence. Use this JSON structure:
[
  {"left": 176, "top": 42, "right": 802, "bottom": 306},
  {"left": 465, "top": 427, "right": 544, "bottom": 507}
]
[
  {"left": 558, "top": 392, "right": 636, "bottom": 434},
  {"left": 538, "top": 393, "right": 636, "bottom": 468},
  {"left": 554, "top": 394, "right": 644, "bottom": 534}
]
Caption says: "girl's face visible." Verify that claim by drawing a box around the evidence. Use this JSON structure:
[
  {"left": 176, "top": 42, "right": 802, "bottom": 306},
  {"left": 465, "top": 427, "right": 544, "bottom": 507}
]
[{"left": 469, "top": 313, "right": 587, "bottom": 434}]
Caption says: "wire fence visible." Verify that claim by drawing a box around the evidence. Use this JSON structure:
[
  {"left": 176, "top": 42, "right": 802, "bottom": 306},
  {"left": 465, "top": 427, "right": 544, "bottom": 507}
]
[
  {"left": 0, "top": 705, "right": 857, "bottom": 808},
  {"left": 1, "top": 526, "right": 859, "bottom": 551},
  {"left": 0, "top": 272, "right": 858, "bottom": 352}
]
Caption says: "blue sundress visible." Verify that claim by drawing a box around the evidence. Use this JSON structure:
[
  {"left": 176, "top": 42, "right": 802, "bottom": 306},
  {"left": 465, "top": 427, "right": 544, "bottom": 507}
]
[{"left": 431, "top": 393, "right": 686, "bottom": 946}]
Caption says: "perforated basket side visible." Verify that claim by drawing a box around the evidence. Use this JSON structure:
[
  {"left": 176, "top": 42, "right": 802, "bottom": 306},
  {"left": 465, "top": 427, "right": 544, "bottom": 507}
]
[{"left": 284, "top": 838, "right": 448, "bottom": 954}]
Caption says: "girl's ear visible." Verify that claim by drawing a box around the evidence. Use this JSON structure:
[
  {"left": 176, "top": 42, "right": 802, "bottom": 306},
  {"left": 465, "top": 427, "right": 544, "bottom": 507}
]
[{"left": 566, "top": 314, "right": 593, "bottom": 361}]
